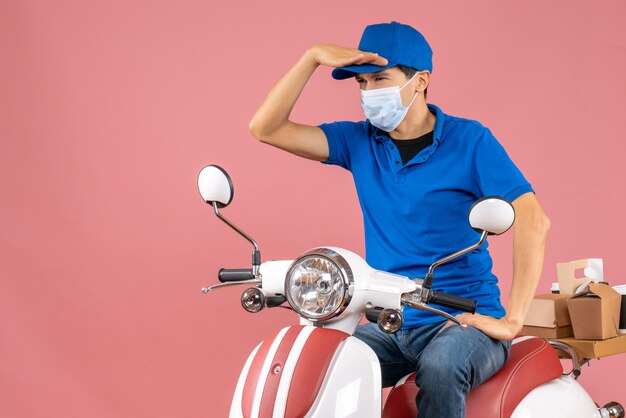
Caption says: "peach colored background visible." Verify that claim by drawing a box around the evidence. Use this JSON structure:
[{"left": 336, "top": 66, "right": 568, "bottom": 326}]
[{"left": 2, "top": 0, "right": 625, "bottom": 417}]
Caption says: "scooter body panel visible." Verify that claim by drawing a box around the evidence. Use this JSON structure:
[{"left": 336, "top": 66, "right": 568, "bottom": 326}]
[
  {"left": 304, "top": 335, "right": 381, "bottom": 418},
  {"left": 511, "top": 375, "right": 601, "bottom": 418}
]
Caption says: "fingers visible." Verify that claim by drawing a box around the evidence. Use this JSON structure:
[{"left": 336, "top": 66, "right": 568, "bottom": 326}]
[
  {"left": 455, "top": 314, "right": 517, "bottom": 340},
  {"left": 456, "top": 313, "right": 474, "bottom": 323},
  {"left": 352, "top": 52, "right": 388, "bottom": 66},
  {"left": 342, "top": 53, "right": 365, "bottom": 66},
  {"left": 457, "top": 313, "right": 485, "bottom": 330},
  {"left": 312, "top": 44, "right": 388, "bottom": 69},
  {"left": 438, "top": 319, "right": 459, "bottom": 333},
  {"left": 370, "top": 54, "right": 389, "bottom": 66}
]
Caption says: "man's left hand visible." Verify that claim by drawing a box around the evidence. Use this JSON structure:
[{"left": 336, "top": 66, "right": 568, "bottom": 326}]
[{"left": 444, "top": 313, "right": 522, "bottom": 341}]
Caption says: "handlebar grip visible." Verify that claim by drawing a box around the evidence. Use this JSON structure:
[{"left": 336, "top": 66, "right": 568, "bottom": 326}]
[
  {"left": 365, "top": 307, "right": 383, "bottom": 323},
  {"left": 218, "top": 268, "right": 254, "bottom": 282},
  {"left": 430, "top": 291, "right": 477, "bottom": 313}
]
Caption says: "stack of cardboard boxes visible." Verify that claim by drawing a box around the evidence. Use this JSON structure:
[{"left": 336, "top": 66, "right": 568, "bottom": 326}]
[{"left": 521, "top": 259, "right": 626, "bottom": 359}]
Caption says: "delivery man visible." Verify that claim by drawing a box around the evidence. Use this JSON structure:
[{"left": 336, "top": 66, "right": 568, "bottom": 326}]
[{"left": 249, "top": 21, "right": 550, "bottom": 418}]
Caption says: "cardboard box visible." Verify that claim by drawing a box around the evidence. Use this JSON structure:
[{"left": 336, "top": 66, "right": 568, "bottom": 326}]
[
  {"left": 567, "top": 282, "right": 621, "bottom": 340},
  {"left": 614, "top": 285, "right": 626, "bottom": 334},
  {"left": 521, "top": 293, "right": 573, "bottom": 338},
  {"left": 521, "top": 324, "right": 573, "bottom": 339},
  {"left": 556, "top": 334, "right": 626, "bottom": 359}
]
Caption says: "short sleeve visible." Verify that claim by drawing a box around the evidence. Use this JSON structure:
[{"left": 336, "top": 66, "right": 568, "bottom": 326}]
[
  {"left": 318, "top": 122, "right": 353, "bottom": 171},
  {"left": 472, "top": 129, "right": 534, "bottom": 202}
]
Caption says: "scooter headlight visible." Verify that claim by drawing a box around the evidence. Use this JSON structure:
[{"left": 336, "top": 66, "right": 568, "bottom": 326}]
[{"left": 285, "top": 248, "right": 354, "bottom": 321}]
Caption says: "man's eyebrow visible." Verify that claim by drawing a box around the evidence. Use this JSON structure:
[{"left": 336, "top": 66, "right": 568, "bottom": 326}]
[{"left": 355, "top": 70, "right": 391, "bottom": 79}]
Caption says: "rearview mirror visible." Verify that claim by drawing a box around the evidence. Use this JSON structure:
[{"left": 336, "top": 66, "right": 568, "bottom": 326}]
[
  {"left": 197, "top": 165, "right": 234, "bottom": 208},
  {"left": 468, "top": 197, "right": 515, "bottom": 235}
]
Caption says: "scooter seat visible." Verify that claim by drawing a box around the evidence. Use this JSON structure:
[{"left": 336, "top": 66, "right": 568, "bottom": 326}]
[{"left": 382, "top": 337, "right": 563, "bottom": 418}]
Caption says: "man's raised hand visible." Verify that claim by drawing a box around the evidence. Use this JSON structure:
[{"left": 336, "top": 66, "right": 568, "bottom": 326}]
[{"left": 307, "top": 43, "right": 388, "bottom": 69}]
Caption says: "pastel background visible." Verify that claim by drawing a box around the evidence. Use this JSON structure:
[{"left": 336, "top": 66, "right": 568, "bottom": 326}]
[{"left": 1, "top": 0, "right": 625, "bottom": 416}]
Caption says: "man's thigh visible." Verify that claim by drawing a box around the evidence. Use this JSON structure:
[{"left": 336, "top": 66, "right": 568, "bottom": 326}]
[
  {"left": 416, "top": 325, "right": 511, "bottom": 388},
  {"left": 354, "top": 322, "right": 446, "bottom": 387}
]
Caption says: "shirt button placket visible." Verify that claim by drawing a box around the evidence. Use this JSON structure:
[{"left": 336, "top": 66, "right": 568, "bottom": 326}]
[{"left": 386, "top": 142, "right": 401, "bottom": 172}]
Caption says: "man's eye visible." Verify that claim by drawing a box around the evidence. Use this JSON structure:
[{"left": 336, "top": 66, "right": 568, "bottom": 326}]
[{"left": 375, "top": 77, "right": 386, "bottom": 81}]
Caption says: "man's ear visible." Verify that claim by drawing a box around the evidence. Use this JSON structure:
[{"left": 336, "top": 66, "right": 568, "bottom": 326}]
[{"left": 416, "top": 71, "right": 431, "bottom": 93}]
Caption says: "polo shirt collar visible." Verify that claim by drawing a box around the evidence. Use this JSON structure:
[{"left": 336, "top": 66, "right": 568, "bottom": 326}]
[
  {"left": 370, "top": 103, "right": 446, "bottom": 166},
  {"left": 428, "top": 103, "right": 445, "bottom": 145}
]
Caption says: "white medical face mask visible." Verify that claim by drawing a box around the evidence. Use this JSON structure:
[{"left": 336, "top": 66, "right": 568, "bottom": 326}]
[{"left": 360, "top": 73, "right": 419, "bottom": 132}]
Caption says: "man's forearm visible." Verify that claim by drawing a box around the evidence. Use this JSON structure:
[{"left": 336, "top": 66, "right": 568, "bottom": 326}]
[
  {"left": 505, "top": 192, "right": 551, "bottom": 332},
  {"left": 249, "top": 50, "right": 319, "bottom": 139}
]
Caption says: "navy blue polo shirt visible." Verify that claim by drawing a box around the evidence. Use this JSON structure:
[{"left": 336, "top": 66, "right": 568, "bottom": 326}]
[{"left": 319, "top": 104, "right": 533, "bottom": 328}]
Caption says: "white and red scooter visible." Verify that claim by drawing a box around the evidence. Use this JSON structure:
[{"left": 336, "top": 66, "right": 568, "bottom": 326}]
[{"left": 198, "top": 164, "right": 624, "bottom": 418}]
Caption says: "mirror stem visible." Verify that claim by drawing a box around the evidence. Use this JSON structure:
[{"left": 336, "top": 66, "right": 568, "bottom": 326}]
[
  {"left": 213, "top": 203, "right": 262, "bottom": 275},
  {"left": 423, "top": 231, "right": 488, "bottom": 289}
]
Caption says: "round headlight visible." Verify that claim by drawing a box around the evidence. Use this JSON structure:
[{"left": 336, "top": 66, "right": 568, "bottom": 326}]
[{"left": 285, "top": 248, "right": 353, "bottom": 321}]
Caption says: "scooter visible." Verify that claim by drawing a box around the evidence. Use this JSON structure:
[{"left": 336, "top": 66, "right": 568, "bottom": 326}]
[{"left": 198, "top": 164, "right": 624, "bottom": 418}]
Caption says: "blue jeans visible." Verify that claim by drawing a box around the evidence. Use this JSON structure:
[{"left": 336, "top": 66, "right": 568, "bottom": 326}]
[{"left": 354, "top": 321, "right": 511, "bottom": 418}]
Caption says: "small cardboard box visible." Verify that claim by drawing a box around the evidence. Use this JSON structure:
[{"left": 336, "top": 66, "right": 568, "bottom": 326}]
[
  {"left": 567, "top": 282, "right": 621, "bottom": 340},
  {"left": 521, "top": 293, "right": 573, "bottom": 338}
]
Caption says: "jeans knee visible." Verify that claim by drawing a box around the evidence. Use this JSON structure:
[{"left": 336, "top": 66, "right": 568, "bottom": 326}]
[{"left": 414, "top": 351, "right": 469, "bottom": 391}]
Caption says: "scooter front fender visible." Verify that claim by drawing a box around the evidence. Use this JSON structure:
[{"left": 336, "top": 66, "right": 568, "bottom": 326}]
[{"left": 229, "top": 325, "right": 381, "bottom": 418}]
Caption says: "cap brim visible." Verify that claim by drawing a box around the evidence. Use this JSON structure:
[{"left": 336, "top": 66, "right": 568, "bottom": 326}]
[{"left": 331, "top": 62, "right": 396, "bottom": 80}]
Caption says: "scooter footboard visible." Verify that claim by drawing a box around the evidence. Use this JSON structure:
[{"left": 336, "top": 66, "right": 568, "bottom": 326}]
[{"left": 229, "top": 325, "right": 381, "bottom": 418}]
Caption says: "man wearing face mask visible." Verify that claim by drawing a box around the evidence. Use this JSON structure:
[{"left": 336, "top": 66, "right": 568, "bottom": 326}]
[{"left": 249, "top": 21, "right": 550, "bottom": 418}]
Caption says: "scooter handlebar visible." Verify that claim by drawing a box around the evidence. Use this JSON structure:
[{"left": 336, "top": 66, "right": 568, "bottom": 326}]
[
  {"left": 430, "top": 290, "right": 477, "bottom": 314},
  {"left": 218, "top": 268, "right": 254, "bottom": 282}
]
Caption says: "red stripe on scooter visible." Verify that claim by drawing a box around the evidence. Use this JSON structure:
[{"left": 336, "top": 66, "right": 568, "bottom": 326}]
[
  {"left": 242, "top": 328, "right": 281, "bottom": 418},
  {"left": 284, "top": 328, "right": 350, "bottom": 418},
  {"left": 257, "top": 326, "right": 304, "bottom": 418}
]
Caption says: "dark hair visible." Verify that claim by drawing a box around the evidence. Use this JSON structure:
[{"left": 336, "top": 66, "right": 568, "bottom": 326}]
[{"left": 395, "top": 65, "right": 428, "bottom": 98}]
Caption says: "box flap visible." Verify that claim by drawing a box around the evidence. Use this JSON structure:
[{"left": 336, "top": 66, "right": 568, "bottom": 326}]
[
  {"left": 589, "top": 282, "right": 621, "bottom": 301},
  {"left": 569, "top": 282, "right": 620, "bottom": 300}
]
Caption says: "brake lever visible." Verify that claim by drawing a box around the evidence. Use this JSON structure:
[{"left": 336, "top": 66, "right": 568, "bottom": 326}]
[
  {"left": 201, "top": 279, "right": 261, "bottom": 293},
  {"left": 401, "top": 293, "right": 468, "bottom": 330}
]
